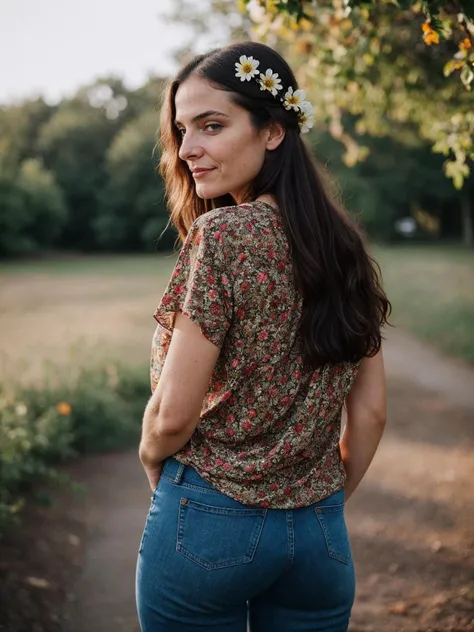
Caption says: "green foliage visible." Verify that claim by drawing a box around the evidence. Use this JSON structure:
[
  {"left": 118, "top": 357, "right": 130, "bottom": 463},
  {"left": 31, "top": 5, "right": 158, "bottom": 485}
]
[
  {"left": 0, "top": 160, "right": 67, "bottom": 256},
  {"left": 0, "top": 362, "right": 149, "bottom": 534},
  {"left": 243, "top": 1, "right": 474, "bottom": 82},
  {"left": 94, "top": 110, "right": 173, "bottom": 251},
  {"left": 310, "top": 122, "right": 460, "bottom": 240},
  {"left": 37, "top": 98, "right": 116, "bottom": 249},
  {"left": 17, "top": 159, "right": 68, "bottom": 245},
  {"left": 0, "top": 173, "right": 33, "bottom": 255},
  {"left": 0, "top": 75, "right": 175, "bottom": 256},
  {"left": 0, "top": 98, "right": 55, "bottom": 166},
  {"left": 242, "top": 0, "right": 474, "bottom": 187}
]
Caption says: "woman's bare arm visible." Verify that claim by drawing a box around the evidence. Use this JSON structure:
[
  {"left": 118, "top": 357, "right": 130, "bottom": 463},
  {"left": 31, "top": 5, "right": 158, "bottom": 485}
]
[
  {"left": 139, "top": 312, "right": 221, "bottom": 489},
  {"left": 340, "top": 348, "right": 387, "bottom": 502}
]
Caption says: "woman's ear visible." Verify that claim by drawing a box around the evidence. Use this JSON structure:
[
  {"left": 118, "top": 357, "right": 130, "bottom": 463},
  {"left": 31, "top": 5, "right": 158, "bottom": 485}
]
[{"left": 265, "top": 121, "right": 285, "bottom": 151}]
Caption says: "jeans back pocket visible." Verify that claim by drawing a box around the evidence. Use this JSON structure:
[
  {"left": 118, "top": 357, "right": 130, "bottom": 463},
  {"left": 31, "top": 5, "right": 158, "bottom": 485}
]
[
  {"left": 314, "top": 502, "right": 351, "bottom": 565},
  {"left": 177, "top": 497, "right": 266, "bottom": 570}
]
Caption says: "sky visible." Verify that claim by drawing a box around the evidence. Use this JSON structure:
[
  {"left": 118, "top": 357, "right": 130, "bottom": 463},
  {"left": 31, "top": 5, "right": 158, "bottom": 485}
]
[{"left": 0, "top": 0, "right": 192, "bottom": 104}]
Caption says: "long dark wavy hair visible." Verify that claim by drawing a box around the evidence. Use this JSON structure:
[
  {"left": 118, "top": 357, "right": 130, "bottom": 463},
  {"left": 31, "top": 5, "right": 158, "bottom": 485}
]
[{"left": 159, "top": 41, "right": 391, "bottom": 367}]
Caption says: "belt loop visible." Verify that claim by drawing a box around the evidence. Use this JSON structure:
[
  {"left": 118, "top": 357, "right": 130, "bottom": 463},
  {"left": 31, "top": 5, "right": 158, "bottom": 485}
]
[{"left": 174, "top": 462, "right": 185, "bottom": 484}]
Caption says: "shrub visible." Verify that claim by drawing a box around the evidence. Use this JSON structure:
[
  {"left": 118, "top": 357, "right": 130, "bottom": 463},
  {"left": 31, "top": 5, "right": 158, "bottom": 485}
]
[{"left": 0, "top": 362, "right": 149, "bottom": 534}]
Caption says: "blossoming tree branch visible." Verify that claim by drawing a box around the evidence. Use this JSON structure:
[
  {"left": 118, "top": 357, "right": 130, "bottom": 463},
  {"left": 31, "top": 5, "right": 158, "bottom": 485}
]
[{"left": 240, "top": 0, "right": 474, "bottom": 187}]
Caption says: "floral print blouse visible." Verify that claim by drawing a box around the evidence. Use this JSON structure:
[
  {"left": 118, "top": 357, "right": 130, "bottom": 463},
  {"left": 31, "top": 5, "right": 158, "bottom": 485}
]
[{"left": 151, "top": 201, "right": 360, "bottom": 509}]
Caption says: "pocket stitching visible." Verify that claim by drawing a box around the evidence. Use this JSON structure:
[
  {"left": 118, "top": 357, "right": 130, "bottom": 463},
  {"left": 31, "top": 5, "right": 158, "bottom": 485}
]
[
  {"left": 177, "top": 498, "right": 267, "bottom": 570},
  {"left": 314, "top": 505, "right": 350, "bottom": 565},
  {"left": 184, "top": 498, "right": 266, "bottom": 517}
]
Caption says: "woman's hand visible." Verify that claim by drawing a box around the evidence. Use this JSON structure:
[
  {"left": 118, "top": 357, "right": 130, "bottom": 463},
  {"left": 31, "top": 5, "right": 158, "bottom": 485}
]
[{"left": 143, "top": 462, "right": 164, "bottom": 492}]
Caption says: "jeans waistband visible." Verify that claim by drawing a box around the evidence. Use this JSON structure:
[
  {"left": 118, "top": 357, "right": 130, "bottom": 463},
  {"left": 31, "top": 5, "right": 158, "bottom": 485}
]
[
  {"left": 161, "top": 457, "right": 346, "bottom": 507},
  {"left": 162, "top": 457, "right": 219, "bottom": 491}
]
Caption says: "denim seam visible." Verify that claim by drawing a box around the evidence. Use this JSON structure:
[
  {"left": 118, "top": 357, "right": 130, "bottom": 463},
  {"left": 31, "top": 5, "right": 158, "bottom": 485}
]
[
  {"left": 138, "top": 488, "right": 158, "bottom": 554},
  {"left": 183, "top": 498, "right": 267, "bottom": 517},
  {"left": 138, "top": 528, "right": 148, "bottom": 555},
  {"left": 286, "top": 511, "right": 295, "bottom": 570},
  {"left": 314, "top": 503, "right": 345, "bottom": 514},
  {"left": 173, "top": 462, "right": 185, "bottom": 483},
  {"left": 314, "top": 509, "right": 350, "bottom": 565}
]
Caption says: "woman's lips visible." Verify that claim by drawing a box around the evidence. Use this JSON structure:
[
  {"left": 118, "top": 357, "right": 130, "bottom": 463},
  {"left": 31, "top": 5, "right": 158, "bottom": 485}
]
[{"left": 192, "top": 168, "right": 215, "bottom": 179}]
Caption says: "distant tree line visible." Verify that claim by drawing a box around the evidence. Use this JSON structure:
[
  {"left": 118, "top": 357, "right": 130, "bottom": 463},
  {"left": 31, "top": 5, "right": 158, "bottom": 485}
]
[
  {"left": 0, "top": 69, "right": 473, "bottom": 257},
  {"left": 0, "top": 76, "right": 175, "bottom": 256}
]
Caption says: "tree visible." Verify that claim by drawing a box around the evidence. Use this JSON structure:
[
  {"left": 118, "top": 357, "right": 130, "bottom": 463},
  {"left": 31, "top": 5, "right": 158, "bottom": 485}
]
[
  {"left": 36, "top": 75, "right": 171, "bottom": 251},
  {"left": 0, "top": 98, "right": 56, "bottom": 167},
  {"left": 37, "top": 89, "right": 119, "bottom": 249},
  {"left": 0, "top": 76, "right": 173, "bottom": 255},
  {"left": 241, "top": 0, "right": 474, "bottom": 189},
  {"left": 0, "top": 160, "right": 67, "bottom": 256},
  {"left": 311, "top": 121, "right": 463, "bottom": 240},
  {"left": 94, "top": 109, "right": 173, "bottom": 251}
]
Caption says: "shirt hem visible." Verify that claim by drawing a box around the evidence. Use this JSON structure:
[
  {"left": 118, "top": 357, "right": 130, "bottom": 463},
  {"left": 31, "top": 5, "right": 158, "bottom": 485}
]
[{"left": 172, "top": 454, "right": 346, "bottom": 510}]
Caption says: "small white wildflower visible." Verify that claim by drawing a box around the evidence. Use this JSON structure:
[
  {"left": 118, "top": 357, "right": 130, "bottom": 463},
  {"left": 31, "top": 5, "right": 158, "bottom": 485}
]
[
  {"left": 235, "top": 55, "right": 260, "bottom": 82},
  {"left": 259, "top": 69, "right": 283, "bottom": 96},
  {"left": 298, "top": 110, "right": 314, "bottom": 134},
  {"left": 298, "top": 100, "right": 314, "bottom": 117},
  {"left": 15, "top": 403, "right": 27, "bottom": 416},
  {"left": 283, "top": 87, "right": 307, "bottom": 111}
]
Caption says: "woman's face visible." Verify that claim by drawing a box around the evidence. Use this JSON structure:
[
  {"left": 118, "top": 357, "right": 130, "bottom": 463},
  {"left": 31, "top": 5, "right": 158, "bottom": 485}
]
[{"left": 174, "top": 75, "right": 282, "bottom": 204}]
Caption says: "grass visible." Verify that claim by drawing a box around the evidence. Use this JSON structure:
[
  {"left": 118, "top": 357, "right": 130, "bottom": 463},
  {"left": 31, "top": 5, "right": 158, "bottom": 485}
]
[
  {"left": 373, "top": 243, "right": 474, "bottom": 364},
  {"left": 0, "top": 253, "right": 178, "bottom": 276},
  {"left": 0, "top": 244, "right": 472, "bottom": 381},
  {"left": 0, "top": 254, "right": 177, "bottom": 383},
  {"left": 0, "top": 253, "right": 178, "bottom": 532}
]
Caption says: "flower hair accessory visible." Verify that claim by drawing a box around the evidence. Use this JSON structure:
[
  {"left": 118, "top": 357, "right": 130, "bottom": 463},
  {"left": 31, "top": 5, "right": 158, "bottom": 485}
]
[{"left": 235, "top": 55, "right": 314, "bottom": 134}]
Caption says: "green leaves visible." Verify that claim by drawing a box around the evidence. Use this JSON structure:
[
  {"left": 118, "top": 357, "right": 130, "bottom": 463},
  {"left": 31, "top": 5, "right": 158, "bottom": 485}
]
[
  {"left": 445, "top": 158, "right": 470, "bottom": 190},
  {"left": 460, "top": 64, "right": 474, "bottom": 89},
  {"left": 240, "top": 0, "right": 474, "bottom": 187},
  {"left": 0, "top": 362, "right": 149, "bottom": 534}
]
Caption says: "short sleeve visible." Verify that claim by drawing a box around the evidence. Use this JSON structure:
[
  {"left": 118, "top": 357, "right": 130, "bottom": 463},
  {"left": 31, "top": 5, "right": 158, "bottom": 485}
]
[{"left": 153, "top": 217, "right": 233, "bottom": 348}]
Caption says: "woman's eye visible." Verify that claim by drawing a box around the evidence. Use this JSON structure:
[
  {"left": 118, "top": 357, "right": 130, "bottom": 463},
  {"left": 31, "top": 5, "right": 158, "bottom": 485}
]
[
  {"left": 204, "top": 123, "right": 222, "bottom": 132},
  {"left": 176, "top": 123, "right": 222, "bottom": 137}
]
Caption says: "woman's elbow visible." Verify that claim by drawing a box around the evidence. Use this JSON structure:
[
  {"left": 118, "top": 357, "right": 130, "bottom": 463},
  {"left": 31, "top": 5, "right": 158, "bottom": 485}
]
[
  {"left": 347, "top": 404, "right": 387, "bottom": 429},
  {"left": 374, "top": 409, "right": 387, "bottom": 429},
  {"left": 156, "top": 411, "right": 196, "bottom": 436}
]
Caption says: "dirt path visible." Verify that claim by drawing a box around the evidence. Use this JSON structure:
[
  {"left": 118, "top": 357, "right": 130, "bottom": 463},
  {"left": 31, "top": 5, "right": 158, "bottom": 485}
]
[{"left": 61, "top": 329, "right": 474, "bottom": 632}]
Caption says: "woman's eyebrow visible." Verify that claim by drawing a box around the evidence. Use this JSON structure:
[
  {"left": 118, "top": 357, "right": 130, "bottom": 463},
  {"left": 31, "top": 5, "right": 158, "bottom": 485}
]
[{"left": 174, "top": 110, "right": 230, "bottom": 126}]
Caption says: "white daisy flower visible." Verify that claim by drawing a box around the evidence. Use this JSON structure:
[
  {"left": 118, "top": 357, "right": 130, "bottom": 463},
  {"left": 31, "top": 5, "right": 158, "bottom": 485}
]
[
  {"left": 259, "top": 69, "right": 283, "bottom": 96},
  {"left": 298, "top": 100, "right": 314, "bottom": 117},
  {"left": 299, "top": 110, "right": 314, "bottom": 134},
  {"left": 283, "top": 87, "right": 307, "bottom": 111},
  {"left": 235, "top": 55, "right": 260, "bottom": 82}
]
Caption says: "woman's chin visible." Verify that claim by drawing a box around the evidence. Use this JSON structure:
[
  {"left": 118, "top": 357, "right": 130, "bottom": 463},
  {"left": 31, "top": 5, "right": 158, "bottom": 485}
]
[{"left": 195, "top": 185, "right": 228, "bottom": 200}]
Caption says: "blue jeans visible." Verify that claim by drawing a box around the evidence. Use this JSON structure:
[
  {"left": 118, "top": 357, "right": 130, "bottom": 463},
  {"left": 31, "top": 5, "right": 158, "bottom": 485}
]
[{"left": 136, "top": 458, "right": 355, "bottom": 631}]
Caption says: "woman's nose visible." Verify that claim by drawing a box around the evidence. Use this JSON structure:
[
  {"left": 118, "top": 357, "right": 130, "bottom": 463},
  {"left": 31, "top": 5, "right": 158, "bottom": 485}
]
[{"left": 178, "top": 133, "right": 204, "bottom": 162}]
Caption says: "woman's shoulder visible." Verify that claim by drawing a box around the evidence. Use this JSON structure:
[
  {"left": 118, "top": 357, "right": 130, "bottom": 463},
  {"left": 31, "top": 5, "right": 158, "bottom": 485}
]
[{"left": 192, "top": 201, "right": 280, "bottom": 235}]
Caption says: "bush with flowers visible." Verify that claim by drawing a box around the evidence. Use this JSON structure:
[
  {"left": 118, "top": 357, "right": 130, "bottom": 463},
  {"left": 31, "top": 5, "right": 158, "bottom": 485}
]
[{"left": 0, "top": 362, "right": 149, "bottom": 534}]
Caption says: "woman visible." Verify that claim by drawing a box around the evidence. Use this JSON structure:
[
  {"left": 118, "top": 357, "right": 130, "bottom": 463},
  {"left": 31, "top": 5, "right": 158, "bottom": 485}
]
[{"left": 136, "top": 41, "right": 390, "bottom": 632}]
